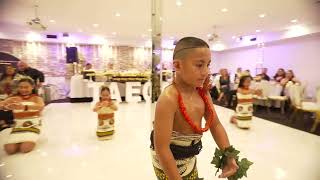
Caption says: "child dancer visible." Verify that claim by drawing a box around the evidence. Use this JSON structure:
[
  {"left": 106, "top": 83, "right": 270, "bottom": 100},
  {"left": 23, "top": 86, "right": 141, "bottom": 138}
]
[
  {"left": 150, "top": 37, "right": 238, "bottom": 179},
  {"left": 1, "top": 77, "right": 44, "bottom": 154},
  {"left": 230, "top": 75, "right": 262, "bottom": 129},
  {"left": 93, "top": 86, "right": 118, "bottom": 140}
]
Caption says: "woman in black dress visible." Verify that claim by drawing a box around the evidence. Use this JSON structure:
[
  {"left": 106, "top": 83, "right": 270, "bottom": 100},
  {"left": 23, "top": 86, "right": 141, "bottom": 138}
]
[{"left": 217, "top": 69, "right": 231, "bottom": 105}]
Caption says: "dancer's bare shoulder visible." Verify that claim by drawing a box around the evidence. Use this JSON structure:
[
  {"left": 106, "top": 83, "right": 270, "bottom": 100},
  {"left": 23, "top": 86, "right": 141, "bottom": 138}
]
[{"left": 157, "top": 85, "right": 178, "bottom": 109}]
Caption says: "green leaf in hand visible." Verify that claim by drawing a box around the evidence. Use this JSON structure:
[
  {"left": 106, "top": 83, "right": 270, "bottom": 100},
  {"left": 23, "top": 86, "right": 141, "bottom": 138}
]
[
  {"left": 214, "top": 148, "right": 224, "bottom": 157},
  {"left": 211, "top": 146, "right": 253, "bottom": 180},
  {"left": 224, "top": 146, "right": 240, "bottom": 159},
  {"left": 211, "top": 156, "right": 221, "bottom": 168}
]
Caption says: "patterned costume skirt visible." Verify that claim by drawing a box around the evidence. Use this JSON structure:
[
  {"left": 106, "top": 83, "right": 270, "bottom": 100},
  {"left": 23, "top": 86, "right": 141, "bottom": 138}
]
[
  {"left": 96, "top": 113, "right": 115, "bottom": 140},
  {"left": 235, "top": 92, "right": 254, "bottom": 129},
  {"left": 6, "top": 116, "right": 41, "bottom": 144},
  {"left": 150, "top": 131, "right": 202, "bottom": 180},
  {"left": 235, "top": 102, "right": 253, "bottom": 129}
]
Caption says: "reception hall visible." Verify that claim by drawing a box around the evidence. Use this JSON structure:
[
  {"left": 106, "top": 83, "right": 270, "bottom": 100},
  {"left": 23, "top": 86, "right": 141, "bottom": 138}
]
[{"left": 0, "top": 0, "right": 320, "bottom": 180}]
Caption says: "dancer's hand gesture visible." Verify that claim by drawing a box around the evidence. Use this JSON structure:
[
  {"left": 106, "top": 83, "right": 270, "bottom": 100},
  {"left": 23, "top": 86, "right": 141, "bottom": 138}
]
[
  {"left": 101, "top": 101, "right": 111, "bottom": 107},
  {"left": 6, "top": 102, "right": 24, "bottom": 110},
  {"left": 219, "top": 157, "right": 239, "bottom": 178}
]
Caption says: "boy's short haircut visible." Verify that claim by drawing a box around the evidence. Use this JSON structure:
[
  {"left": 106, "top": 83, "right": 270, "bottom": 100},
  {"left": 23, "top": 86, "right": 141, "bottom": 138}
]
[{"left": 173, "top": 37, "right": 210, "bottom": 60}]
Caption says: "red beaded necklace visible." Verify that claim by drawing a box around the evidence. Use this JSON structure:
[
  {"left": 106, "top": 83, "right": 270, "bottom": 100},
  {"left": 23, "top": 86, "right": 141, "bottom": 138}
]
[{"left": 175, "top": 84, "right": 215, "bottom": 134}]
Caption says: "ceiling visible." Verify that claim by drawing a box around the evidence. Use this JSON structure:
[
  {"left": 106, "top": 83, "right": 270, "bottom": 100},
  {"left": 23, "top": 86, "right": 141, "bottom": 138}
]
[{"left": 0, "top": 0, "right": 320, "bottom": 50}]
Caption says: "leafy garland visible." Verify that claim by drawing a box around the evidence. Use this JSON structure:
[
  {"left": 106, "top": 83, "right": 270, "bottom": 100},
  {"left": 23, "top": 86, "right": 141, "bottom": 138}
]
[{"left": 211, "top": 146, "right": 253, "bottom": 180}]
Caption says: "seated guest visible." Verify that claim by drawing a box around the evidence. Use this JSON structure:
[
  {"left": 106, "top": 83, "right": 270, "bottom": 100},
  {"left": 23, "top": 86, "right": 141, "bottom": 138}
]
[
  {"left": 209, "top": 73, "right": 220, "bottom": 100},
  {"left": 256, "top": 68, "right": 270, "bottom": 81},
  {"left": 0, "top": 64, "right": 19, "bottom": 97},
  {"left": 217, "top": 69, "right": 231, "bottom": 105},
  {"left": 17, "top": 61, "right": 45, "bottom": 95},
  {"left": 84, "top": 63, "right": 93, "bottom": 71},
  {"left": 82, "top": 63, "right": 96, "bottom": 81},
  {"left": 234, "top": 67, "right": 242, "bottom": 84},
  {"left": 0, "top": 64, "right": 19, "bottom": 131},
  {"left": 280, "top": 70, "right": 300, "bottom": 86},
  {"left": 273, "top": 68, "right": 286, "bottom": 82}
]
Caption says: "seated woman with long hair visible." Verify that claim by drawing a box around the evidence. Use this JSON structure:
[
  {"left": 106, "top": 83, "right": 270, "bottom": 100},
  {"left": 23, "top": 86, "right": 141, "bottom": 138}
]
[
  {"left": 280, "top": 70, "right": 300, "bottom": 86},
  {"left": 0, "top": 64, "right": 20, "bottom": 131},
  {"left": 217, "top": 69, "right": 231, "bottom": 105},
  {"left": 273, "top": 68, "right": 286, "bottom": 82}
]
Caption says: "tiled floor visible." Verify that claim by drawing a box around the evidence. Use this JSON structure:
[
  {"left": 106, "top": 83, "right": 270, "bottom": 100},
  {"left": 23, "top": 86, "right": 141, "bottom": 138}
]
[{"left": 0, "top": 103, "right": 319, "bottom": 180}]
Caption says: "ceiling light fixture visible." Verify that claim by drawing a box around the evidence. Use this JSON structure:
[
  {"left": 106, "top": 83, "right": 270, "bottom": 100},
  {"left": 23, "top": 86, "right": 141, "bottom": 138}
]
[
  {"left": 6, "top": 174, "right": 13, "bottom": 178},
  {"left": 259, "top": 14, "right": 266, "bottom": 18},
  {"left": 221, "top": 8, "right": 228, "bottom": 12},
  {"left": 26, "top": 32, "right": 41, "bottom": 42},
  {"left": 285, "top": 25, "right": 309, "bottom": 38},
  {"left": 47, "top": 168, "right": 53, "bottom": 173},
  {"left": 211, "top": 42, "right": 226, "bottom": 51},
  {"left": 176, "top": 1, "right": 182, "bottom": 7},
  {"left": 91, "top": 36, "right": 108, "bottom": 44}
]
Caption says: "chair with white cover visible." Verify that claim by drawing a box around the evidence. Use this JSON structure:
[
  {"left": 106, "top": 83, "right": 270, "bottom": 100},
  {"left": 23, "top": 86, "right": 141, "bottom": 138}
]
[
  {"left": 213, "top": 74, "right": 221, "bottom": 94},
  {"left": 290, "top": 85, "right": 320, "bottom": 132},
  {"left": 268, "top": 83, "right": 288, "bottom": 114},
  {"left": 252, "top": 80, "right": 271, "bottom": 111},
  {"left": 310, "top": 87, "right": 320, "bottom": 132}
]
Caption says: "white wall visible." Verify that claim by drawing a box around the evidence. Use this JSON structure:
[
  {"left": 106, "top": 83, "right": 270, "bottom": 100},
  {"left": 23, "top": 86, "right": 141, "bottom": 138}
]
[{"left": 212, "top": 33, "right": 320, "bottom": 97}]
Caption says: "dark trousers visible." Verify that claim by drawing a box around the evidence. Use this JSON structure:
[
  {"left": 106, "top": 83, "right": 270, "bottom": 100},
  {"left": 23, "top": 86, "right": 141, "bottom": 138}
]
[{"left": 227, "top": 90, "right": 237, "bottom": 108}]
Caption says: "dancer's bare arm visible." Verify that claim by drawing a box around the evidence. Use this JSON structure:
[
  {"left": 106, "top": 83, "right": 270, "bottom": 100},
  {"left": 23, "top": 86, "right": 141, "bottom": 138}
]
[{"left": 154, "top": 88, "right": 182, "bottom": 180}]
